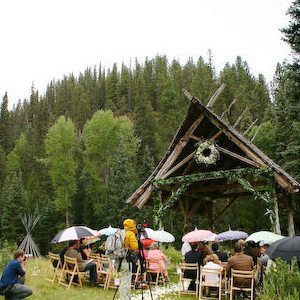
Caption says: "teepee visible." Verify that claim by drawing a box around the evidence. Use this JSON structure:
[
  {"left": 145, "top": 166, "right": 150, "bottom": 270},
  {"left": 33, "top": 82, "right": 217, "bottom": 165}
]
[{"left": 19, "top": 214, "right": 41, "bottom": 257}]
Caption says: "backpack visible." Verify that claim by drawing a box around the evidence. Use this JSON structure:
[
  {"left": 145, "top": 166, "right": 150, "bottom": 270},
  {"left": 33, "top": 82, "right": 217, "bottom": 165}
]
[{"left": 105, "top": 229, "right": 127, "bottom": 258}]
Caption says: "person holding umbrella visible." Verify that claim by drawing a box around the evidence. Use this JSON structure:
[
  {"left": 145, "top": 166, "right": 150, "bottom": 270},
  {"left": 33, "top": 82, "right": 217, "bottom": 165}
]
[{"left": 65, "top": 240, "right": 98, "bottom": 285}]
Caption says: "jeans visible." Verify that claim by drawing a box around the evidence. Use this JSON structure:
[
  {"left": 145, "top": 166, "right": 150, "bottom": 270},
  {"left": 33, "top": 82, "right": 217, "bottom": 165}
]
[
  {"left": 83, "top": 262, "right": 97, "bottom": 284},
  {"left": 119, "top": 260, "right": 132, "bottom": 300},
  {"left": 5, "top": 277, "right": 32, "bottom": 300}
]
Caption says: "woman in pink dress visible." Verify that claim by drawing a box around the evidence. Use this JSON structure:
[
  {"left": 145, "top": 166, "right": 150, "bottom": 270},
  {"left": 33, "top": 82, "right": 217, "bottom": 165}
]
[{"left": 147, "top": 242, "right": 167, "bottom": 276}]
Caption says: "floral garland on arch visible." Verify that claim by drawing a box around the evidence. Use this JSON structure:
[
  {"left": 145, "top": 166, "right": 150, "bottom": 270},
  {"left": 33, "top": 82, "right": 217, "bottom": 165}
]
[
  {"left": 151, "top": 166, "right": 276, "bottom": 230},
  {"left": 194, "top": 141, "right": 220, "bottom": 166}
]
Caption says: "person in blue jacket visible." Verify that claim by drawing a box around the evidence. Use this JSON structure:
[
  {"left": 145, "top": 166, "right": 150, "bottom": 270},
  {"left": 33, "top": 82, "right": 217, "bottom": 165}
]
[{"left": 0, "top": 249, "right": 33, "bottom": 300}]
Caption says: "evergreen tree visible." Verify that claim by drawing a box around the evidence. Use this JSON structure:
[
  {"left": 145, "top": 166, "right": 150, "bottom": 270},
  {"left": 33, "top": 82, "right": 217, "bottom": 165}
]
[
  {"left": 1, "top": 172, "right": 29, "bottom": 242},
  {"left": 0, "top": 92, "right": 12, "bottom": 154}
]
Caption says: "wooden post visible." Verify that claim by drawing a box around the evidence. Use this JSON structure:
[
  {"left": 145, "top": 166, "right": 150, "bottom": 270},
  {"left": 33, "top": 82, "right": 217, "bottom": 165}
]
[
  {"left": 179, "top": 198, "right": 190, "bottom": 234},
  {"left": 158, "top": 190, "right": 163, "bottom": 230},
  {"left": 286, "top": 194, "right": 295, "bottom": 237},
  {"left": 274, "top": 185, "right": 281, "bottom": 235}
]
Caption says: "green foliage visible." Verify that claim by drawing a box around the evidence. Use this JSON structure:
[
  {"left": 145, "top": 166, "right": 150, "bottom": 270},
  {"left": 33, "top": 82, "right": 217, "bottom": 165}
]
[
  {"left": 257, "top": 258, "right": 300, "bottom": 300},
  {"left": 0, "top": 240, "right": 17, "bottom": 271},
  {"left": 44, "top": 116, "right": 77, "bottom": 226},
  {"left": 1, "top": 172, "right": 29, "bottom": 242},
  {"left": 162, "top": 245, "right": 182, "bottom": 267}
]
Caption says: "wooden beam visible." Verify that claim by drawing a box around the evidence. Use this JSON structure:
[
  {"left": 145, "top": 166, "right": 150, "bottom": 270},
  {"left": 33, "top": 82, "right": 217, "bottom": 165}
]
[
  {"left": 274, "top": 185, "right": 281, "bottom": 235},
  {"left": 217, "top": 145, "right": 260, "bottom": 167},
  {"left": 243, "top": 119, "right": 258, "bottom": 136},
  {"left": 206, "top": 84, "right": 226, "bottom": 108},
  {"left": 210, "top": 191, "right": 267, "bottom": 199},
  {"left": 189, "top": 134, "right": 203, "bottom": 142},
  {"left": 135, "top": 114, "right": 205, "bottom": 208},
  {"left": 182, "top": 160, "right": 195, "bottom": 175},
  {"left": 221, "top": 98, "right": 237, "bottom": 118},
  {"left": 213, "top": 198, "right": 237, "bottom": 223},
  {"left": 189, "top": 180, "right": 268, "bottom": 193},
  {"left": 251, "top": 124, "right": 262, "bottom": 143},
  {"left": 233, "top": 107, "right": 248, "bottom": 128},
  {"left": 209, "top": 130, "right": 223, "bottom": 141},
  {"left": 183, "top": 89, "right": 193, "bottom": 101},
  {"left": 161, "top": 151, "right": 195, "bottom": 179},
  {"left": 286, "top": 194, "right": 295, "bottom": 237},
  {"left": 206, "top": 116, "right": 297, "bottom": 193},
  {"left": 190, "top": 134, "right": 260, "bottom": 167}
]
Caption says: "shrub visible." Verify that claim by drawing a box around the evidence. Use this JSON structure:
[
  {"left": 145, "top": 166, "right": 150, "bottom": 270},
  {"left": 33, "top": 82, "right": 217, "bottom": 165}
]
[
  {"left": 162, "top": 245, "right": 182, "bottom": 267},
  {"left": 257, "top": 258, "right": 300, "bottom": 300},
  {"left": 0, "top": 240, "right": 18, "bottom": 272}
]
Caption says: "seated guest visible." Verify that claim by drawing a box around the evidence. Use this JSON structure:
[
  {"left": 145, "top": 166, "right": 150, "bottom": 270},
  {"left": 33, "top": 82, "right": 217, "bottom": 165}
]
[
  {"left": 181, "top": 242, "right": 192, "bottom": 257},
  {"left": 211, "top": 242, "right": 228, "bottom": 262},
  {"left": 197, "top": 242, "right": 211, "bottom": 258},
  {"left": 184, "top": 242, "right": 203, "bottom": 290},
  {"left": 147, "top": 242, "right": 167, "bottom": 277},
  {"left": 227, "top": 243, "right": 254, "bottom": 287},
  {"left": 65, "top": 240, "right": 98, "bottom": 285},
  {"left": 79, "top": 238, "right": 92, "bottom": 260},
  {"left": 202, "top": 254, "right": 223, "bottom": 284}
]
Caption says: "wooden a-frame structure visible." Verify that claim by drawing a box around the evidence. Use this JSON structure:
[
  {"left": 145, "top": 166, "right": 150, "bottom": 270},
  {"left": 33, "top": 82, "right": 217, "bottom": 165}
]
[{"left": 127, "top": 85, "right": 300, "bottom": 235}]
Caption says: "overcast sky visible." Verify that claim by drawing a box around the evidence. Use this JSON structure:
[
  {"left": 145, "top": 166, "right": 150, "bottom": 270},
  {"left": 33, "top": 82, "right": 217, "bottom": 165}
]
[{"left": 1, "top": 0, "right": 293, "bottom": 109}]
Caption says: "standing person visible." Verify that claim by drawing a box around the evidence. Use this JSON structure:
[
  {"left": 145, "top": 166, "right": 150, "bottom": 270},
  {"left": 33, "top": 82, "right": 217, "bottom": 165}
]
[
  {"left": 0, "top": 250, "right": 33, "bottom": 300},
  {"left": 65, "top": 240, "right": 97, "bottom": 285},
  {"left": 119, "top": 219, "right": 138, "bottom": 300},
  {"left": 211, "top": 242, "right": 228, "bottom": 262}
]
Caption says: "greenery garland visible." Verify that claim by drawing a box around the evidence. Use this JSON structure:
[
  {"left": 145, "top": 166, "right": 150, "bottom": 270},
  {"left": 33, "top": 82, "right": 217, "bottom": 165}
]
[{"left": 151, "top": 166, "right": 276, "bottom": 230}]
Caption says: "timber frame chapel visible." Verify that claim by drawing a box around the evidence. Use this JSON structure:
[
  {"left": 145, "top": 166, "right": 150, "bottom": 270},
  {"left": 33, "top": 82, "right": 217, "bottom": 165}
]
[{"left": 127, "top": 84, "right": 300, "bottom": 236}]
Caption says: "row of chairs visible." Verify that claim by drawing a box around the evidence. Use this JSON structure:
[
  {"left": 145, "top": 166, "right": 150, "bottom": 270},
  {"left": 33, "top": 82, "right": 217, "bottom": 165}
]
[
  {"left": 45, "top": 252, "right": 170, "bottom": 290},
  {"left": 178, "top": 262, "right": 255, "bottom": 300}
]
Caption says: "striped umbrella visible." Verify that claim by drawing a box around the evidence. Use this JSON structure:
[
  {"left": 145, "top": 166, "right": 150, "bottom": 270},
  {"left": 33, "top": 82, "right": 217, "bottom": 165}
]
[{"left": 51, "top": 226, "right": 100, "bottom": 243}]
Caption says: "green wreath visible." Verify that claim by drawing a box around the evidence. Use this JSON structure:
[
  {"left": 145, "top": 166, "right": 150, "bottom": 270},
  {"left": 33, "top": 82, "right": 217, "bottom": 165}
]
[{"left": 194, "top": 141, "right": 219, "bottom": 165}]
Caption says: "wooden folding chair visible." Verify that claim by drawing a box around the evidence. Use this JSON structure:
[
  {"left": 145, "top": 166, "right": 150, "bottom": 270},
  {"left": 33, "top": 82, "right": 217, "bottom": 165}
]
[
  {"left": 132, "top": 259, "right": 142, "bottom": 288},
  {"left": 44, "top": 252, "right": 62, "bottom": 285},
  {"left": 178, "top": 262, "right": 199, "bottom": 297},
  {"left": 199, "top": 267, "right": 222, "bottom": 300},
  {"left": 58, "top": 255, "right": 87, "bottom": 289},
  {"left": 100, "top": 257, "right": 118, "bottom": 290},
  {"left": 229, "top": 269, "right": 254, "bottom": 300},
  {"left": 221, "top": 262, "right": 229, "bottom": 296},
  {"left": 146, "top": 258, "right": 165, "bottom": 286}
]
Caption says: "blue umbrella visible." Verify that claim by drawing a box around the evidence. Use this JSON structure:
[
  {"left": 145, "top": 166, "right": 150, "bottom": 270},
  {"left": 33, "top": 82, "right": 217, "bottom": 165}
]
[
  {"left": 99, "top": 225, "right": 118, "bottom": 236},
  {"left": 215, "top": 229, "right": 248, "bottom": 242}
]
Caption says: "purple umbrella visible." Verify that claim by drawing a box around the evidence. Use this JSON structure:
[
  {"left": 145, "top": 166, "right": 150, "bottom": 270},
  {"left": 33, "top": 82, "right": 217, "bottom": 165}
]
[{"left": 215, "top": 229, "right": 248, "bottom": 242}]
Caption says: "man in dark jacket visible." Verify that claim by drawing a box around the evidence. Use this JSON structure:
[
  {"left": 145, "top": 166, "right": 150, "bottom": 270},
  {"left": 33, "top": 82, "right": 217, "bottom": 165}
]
[
  {"left": 184, "top": 242, "right": 203, "bottom": 290},
  {"left": 212, "top": 242, "right": 228, "bottom": 262}
]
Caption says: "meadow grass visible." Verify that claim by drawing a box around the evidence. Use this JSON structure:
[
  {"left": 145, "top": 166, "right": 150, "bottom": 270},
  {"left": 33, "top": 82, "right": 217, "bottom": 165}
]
[{"left": 22, "top": 258, "right": 199, "bottom": 300}]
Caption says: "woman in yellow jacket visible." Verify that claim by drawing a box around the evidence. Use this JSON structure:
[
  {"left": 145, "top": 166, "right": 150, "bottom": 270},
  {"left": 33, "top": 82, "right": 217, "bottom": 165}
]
[{"left": 120, "top": 219, "right": 138, "bottom": 300}]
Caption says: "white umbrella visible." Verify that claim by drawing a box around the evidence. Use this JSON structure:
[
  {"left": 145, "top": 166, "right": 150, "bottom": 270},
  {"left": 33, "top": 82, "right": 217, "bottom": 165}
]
[
  {"left": 51, "top": 226, "right": 100, "bottom": 243},
  {"left": 141, "top": 228, "right": 155, "bottom": 240},
  {"left": 99, "top": 225, "right": 119, "bottom": 236},
  {"left": 246, "top": 231, "right": 284, "bottom": 246},
  {"left": 151, "top": 230, "right": 175, "bottom": 243}
]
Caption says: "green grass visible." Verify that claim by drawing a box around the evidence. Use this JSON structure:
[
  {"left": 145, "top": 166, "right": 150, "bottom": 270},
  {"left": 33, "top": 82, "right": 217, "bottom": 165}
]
[{"left": 22, "top": 258, "right": 199, "bottom": 299}]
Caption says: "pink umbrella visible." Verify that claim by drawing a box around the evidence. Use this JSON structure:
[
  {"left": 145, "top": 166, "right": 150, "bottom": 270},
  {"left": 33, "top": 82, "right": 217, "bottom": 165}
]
[{"left": 182, "top": 229, "right": 214, "bottom": 243}]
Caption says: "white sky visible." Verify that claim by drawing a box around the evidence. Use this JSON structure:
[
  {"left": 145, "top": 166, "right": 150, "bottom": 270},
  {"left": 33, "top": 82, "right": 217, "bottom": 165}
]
[{"left": 0, "top": 0, "right": 293, "bottom": 109}]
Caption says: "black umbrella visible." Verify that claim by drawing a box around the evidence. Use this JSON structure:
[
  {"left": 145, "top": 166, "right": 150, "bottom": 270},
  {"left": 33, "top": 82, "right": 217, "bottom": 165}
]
[
  {"left": 51, "top": 226, "right": 100, "bottom": 243},
  {"left": 266, "top": 236, "right": 300, "bottom": 262}
]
